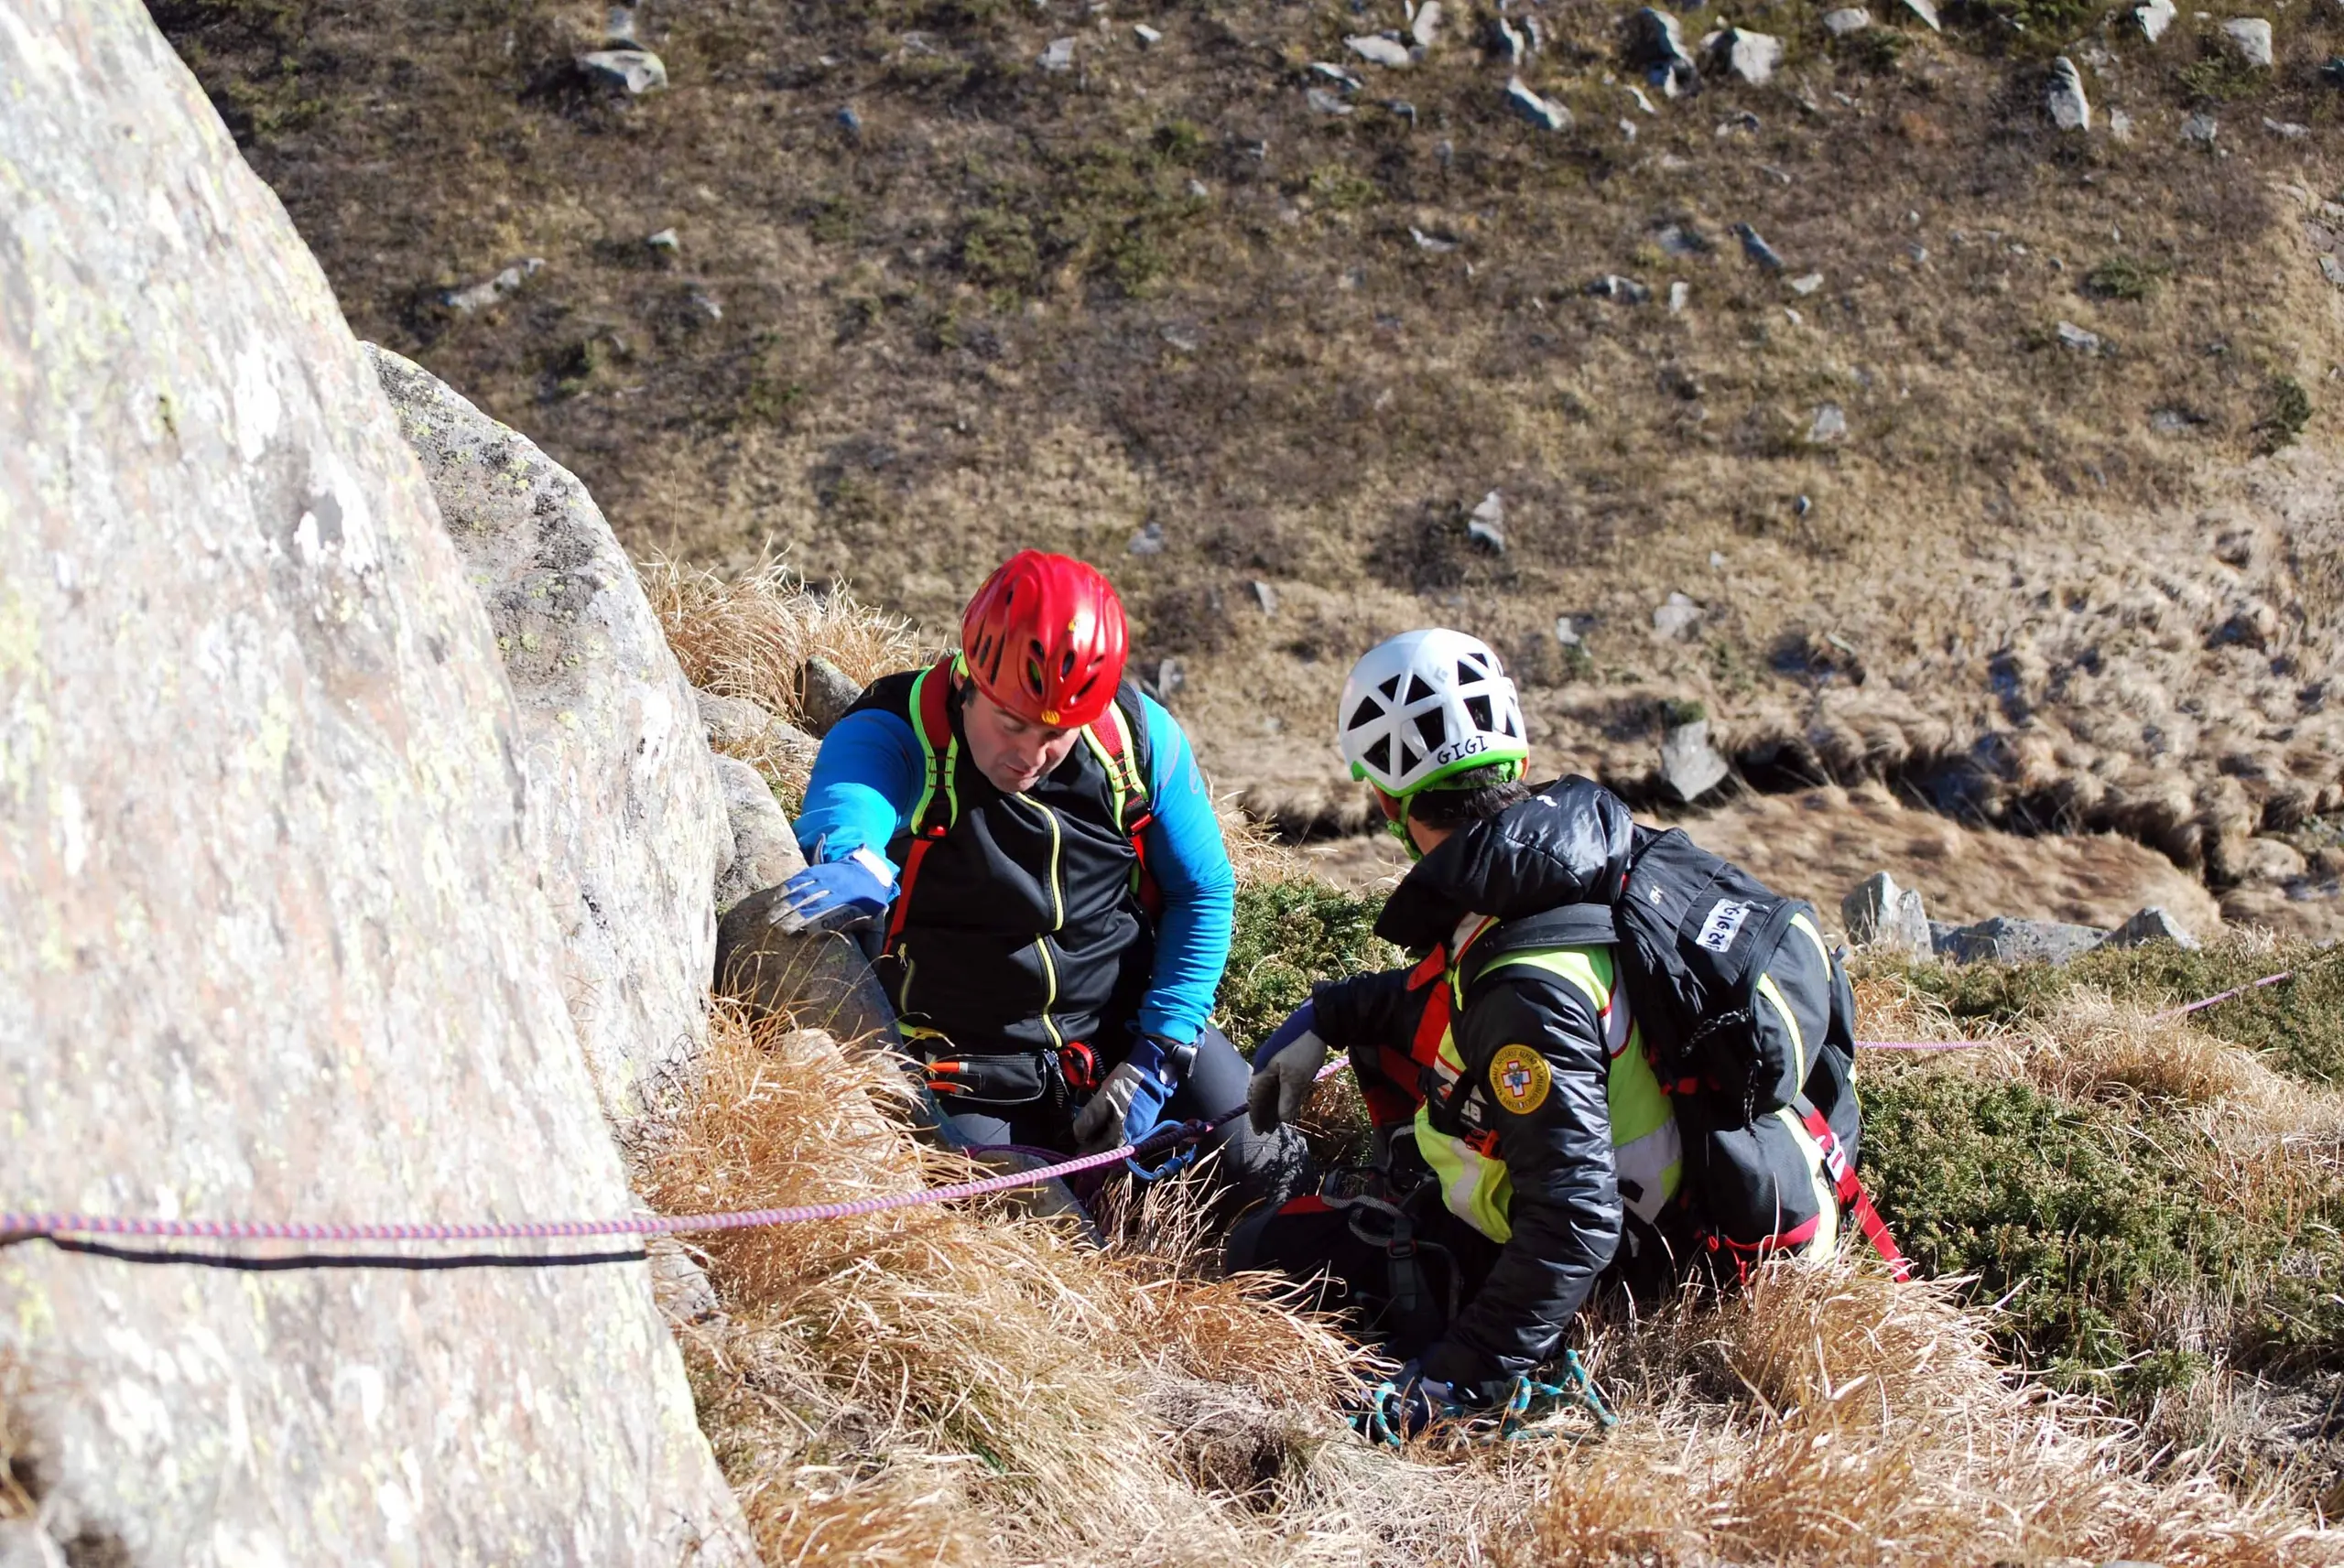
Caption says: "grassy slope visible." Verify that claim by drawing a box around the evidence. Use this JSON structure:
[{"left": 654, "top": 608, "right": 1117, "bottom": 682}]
[{"left": 158, "top": 0, "right": 2344, "bottom": 935}]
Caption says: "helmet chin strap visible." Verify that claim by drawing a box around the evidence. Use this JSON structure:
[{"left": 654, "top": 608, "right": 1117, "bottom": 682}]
[{"left": 1373, "top": 789, "right": 1427, "bottom": 861}]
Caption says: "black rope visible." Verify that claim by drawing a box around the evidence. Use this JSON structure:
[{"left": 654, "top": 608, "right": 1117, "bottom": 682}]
[{"left": 38, "top": 1235, "right": 650, "bottom": 1272}]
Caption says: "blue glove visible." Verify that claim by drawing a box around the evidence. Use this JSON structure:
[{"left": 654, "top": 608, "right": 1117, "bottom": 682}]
[
  {"left": 1070, "top": 1034, "right": 1184, "bottom": 1155},
  {"left": 769, "top": 848, "right": 896, "bottom": 935}
]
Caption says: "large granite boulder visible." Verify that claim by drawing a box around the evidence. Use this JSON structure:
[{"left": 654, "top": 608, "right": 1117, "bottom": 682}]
[
  {"left": 0, "top": 5, "right": 746, "bottom": 1561},
  {"left": 367, "top": 344, "right": 728, "bottom": 1122}
]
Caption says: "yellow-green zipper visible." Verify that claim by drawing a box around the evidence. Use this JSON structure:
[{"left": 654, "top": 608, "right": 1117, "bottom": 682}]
[{"left": 1021, "top": 793, "right": 1067, "bottom": 1049}]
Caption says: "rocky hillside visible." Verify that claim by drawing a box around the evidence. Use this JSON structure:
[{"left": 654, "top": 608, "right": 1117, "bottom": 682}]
[{"left": 154, "top": 0, "right": 2344, "bottom": 935}]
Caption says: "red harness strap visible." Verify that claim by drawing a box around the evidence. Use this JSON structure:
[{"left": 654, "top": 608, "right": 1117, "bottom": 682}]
[
  {"left": 884, "top": 657, "right": 960, "bottom": 946},
  {"left": 1089, "top": 697, "right": 1162, "bottom": 919},
  {"left": 1800, "top": 1106, "right": 1914, "bottom": 1282}
]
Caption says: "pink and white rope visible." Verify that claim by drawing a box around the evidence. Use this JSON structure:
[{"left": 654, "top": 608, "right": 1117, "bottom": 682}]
[
  {"left": 1858, "top": 965, "right": 2298, "bottom": 1052},
  {"left": 1, "top": 1054, "right": 1354, "bottom": 1247}
]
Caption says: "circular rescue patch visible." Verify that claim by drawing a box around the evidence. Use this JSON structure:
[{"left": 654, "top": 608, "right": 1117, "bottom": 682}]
[{"left": 1488, "top": 1044, "right": 1552, "bottom": 1116}]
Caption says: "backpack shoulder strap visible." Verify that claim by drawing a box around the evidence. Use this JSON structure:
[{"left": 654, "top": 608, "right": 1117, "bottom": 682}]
[
  {"left": 905, "top": 655, "right": 961, "bottom": 837},
  {"left": 887, "top": 655, "right": 961, "bottom": 946},
  {"left": 1081, "top": 681, "right": 1161, "bottom": 916}
]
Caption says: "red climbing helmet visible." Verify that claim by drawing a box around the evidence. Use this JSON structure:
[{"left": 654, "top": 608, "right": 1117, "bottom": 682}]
[{"left": 959, "top": 550, "right": 1129, "bottom": 729}]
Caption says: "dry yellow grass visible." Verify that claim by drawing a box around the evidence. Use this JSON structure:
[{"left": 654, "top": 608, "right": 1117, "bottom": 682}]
[{"left": 645, "top": 999, "right": 2342, "bottom": 1567}]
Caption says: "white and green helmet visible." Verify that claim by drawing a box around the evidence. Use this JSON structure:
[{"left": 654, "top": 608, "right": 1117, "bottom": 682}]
[{"left": 1338, "top": 628, "right": 1530, "bottom": 798}]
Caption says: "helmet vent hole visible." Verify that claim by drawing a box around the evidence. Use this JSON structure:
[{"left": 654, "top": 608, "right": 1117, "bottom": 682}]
[
  {"left": 1376, "top": 675, "right": 1403, "bottom": 701},
  {"left": 1399, "top": 741, "right": 1424, "bottom": 775},
  {"left": 1404, "top": 674, "right": 1436, "bottom": 705},
  {"left": 1413, "top": 709, "right": 1446, "bottom": 750},
  {"left": 1456, "top": 658, "right": 1482, "bottom": 686},
  {"left": 1464, "top": 694, "right": 1493, "bottom": 732},
  {"left": 1501, "top": 709, "right": 1518, "bottom": 738},
  {"left": 1362, "top": 736, "right": 1393, "bottom": 775},
  {"left": 1348, "top": 697, "right": 1383, "bottom": 733}
]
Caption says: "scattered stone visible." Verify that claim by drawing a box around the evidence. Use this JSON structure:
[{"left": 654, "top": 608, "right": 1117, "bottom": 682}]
[
  {"left": 1555, "top": 612, "right": 1591, "bottom": 645},
  {"left": 1308, "top": 86, "right": 1357, "bottom": 115},
  {"left": 2047, "top": 56, "right": 2091, "bottom": 131},
  {"left": 2265, "top": 115, "right": 2310, "bottom": 137},
  {"left": 442, "top": 256, "right": 544, "bottom": 312},
  {"left": 1187, "top": 177, "right": 1211, "bottom": 198},
  {"left": 1388, "top": 98, "right": 1420, "bottom": 124},
  {"left": 1653, "top": 591, "right": 1704, "bottom": 639},
  {"left": 1151, "top": 657, "right": 1187, "bottom": 700},
  {"left": 716, "top": 892, "right": 897, "bottom": 1047},
  {"left": 2056, "top": 319, "right": 2102, "bottom": 352},
  {"left": 834, "top": 104, "right": 863, "bottom": 136},
  {"left": 1413, "top": 0, "right": 1444, "bottom": 47},
  {"left": 1252, "top": 580, "right": 1281, "bottom": 614},
  {"left": 1668, "top": 280, "right": 1690, "bottom": 312},
  {"left": 1625, "top": 7, "right": 1701, "bottom": 96},
  {"left": 1312, "top": 60, "right": 1364, "bottom": 89},
  {"left": 1789, "top": 272, "right": 1824, "bottom": 295},
  {"left": 1411, "top": 226, "right": 1460, "bottom": 252},
  {"left": 1660, "top": 719, "right": 1731, "bottom": 803},
  {"left": 1784, "top": 306, "right": 1805, "bottom": 326},
  {"left": 711, "top": 756, "right": 807, "bottom": 916},
  {"left": 2110, "top": 108, "right": 2135, "bottom": 140},
  {"left": 1495, "top": 16, "right": 1529, "bottom": 63},
  {"left": 576, "top": 48, "right": 667, "bottom": 94},
  {"left": 2184, "top": 112, "right": 2219, "bottom": 144},
  {"left": 1936, "top": 915, "right": 2110, "bottom": 967},
  {"left": 696, "top": 689, "right": 781, "bottom": 748},
  {"left": 1129, "top": 519, "right": 1167, "bottom": 554},
  {"left": 1822, "top": 6, "right": 1872, "bottom": 34},
  {"left": 1901, "top": 0, "right": 1944, "bottom": 32},
  {"left": 2152, "top": 405, "right": 2209, "bottom": 429},
  {"left": 1717, "top": 109, "right": 1763, "bottom": 135},
  {"left": 646, "top": 226, "right": 679, "bottom": 252},
  {"left": 1348, "top": 33, "right": 1416, "bottom": 67},
  {"left": 2137, "top": 0, "right": 2176, "bottom": 38},
  {"left": 1807, "top": 403, "right": 1848, "bottom": 442},
  {"left": 1796, "top": 493, "right": 1813, "bottom": 515},
  {"left": 2321, "top": 254, "right": 2344, "bottom": 288},
  {"left": 798, "top": 655, "right": 865, "bottom": 736},
  {"left": 2097, "top": 905, "right": 2200, "bottom": 950},
  {"left": 1842, "top": 871, "right": 1931, "bottom": 957},
  {"left": 1505, "top": 76, "right": 1573, "bottom": 130},
  {"left": 1467, "top": 490, "right": 1507, "bottom": 550},
  {"left": 1588, "top": 273, "right": 1653, "bottom": 302},
  {"left": 1039, "top": 36, "right": 1077, "bottom": 71},
  {"left": 1160, "top": 324, "right": 1199, "bottom": 351},
  {"left": 1656, "top": 222, "right": 1711, "bottom": 255},
  {"left": 1711, "top": 27, "right": 1785, "bottom": 83},
  {"left": 1134, "top": 21, "right": 1162, "bottom": 45},
  {"left": 1734, "top": 222, "right": 1785, "bottom": 271},
  {"left": 2222, "top": 16, "right": 2273, "bottom": 67},
  {"left": 604, "top": 5, "right": 639, "bottom": 46},
  {"left": 2324, "top": 54, "right": 2344, "bottom": 85},
  {"left": 687, "top": 287, "right": 722, "bottom": 322}
]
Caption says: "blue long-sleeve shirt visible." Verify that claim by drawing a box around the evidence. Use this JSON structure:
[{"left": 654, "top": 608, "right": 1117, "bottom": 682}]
[{"left": 795, "top": 693, "right": 1234, "bottom": 1044}]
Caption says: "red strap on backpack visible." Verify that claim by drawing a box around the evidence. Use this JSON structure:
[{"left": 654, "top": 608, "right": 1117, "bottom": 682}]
[
  {"left": 885, "top": 656, "right": 960, "bottom": 946},
  {"left": 1800, "top": 1106, "right": 1914, "bottom": 1282},
  {"left": 1091, "top": 697, "right": 1163, "bottom": 919}
]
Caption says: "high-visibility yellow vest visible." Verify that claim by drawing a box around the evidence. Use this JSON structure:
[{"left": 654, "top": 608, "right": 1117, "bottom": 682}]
[{"left": 1414, "top": 943, "right": 1683, "bottom": 1243}]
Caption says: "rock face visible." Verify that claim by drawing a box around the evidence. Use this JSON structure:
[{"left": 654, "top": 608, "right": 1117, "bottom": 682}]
[
  {"left": 0, "top": 5, "right": 746, "bottom": 1562},
  {"left": 369, "top": 345, "right": 729, "bottom": 1122},
  {"left": 716, "top": 890, "right": 899, "bottom": 1046},
  {"left": 1842, "top": 872, "right": 1932, "bottom": 957},
  {"left": 800, "top": 654, "right": 866, "bottom": 735},
  {"left": 1711, "top": 27, "right": 1785, "bottom": 83},
  {"left": 2101, "top": 905, "right": 2199, "bottom": 950},
  {"left": 713, "top": 756, "right": 807, "bottom": 915}
]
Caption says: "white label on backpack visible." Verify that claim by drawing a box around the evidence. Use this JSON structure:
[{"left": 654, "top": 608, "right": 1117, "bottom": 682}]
[{"left": 1696, "top": 900, "right": 1752, "bottom": 953}]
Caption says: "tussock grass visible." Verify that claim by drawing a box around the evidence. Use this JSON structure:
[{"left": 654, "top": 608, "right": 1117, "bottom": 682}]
[{"left": 1532, "top": 1265, "right": 2323, "bottom": 1568}]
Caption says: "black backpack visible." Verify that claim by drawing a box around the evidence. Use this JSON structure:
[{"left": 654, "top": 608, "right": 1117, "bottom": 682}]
[{"left": 1613, "top": 830, "right": 1910, "bottom": 1280}]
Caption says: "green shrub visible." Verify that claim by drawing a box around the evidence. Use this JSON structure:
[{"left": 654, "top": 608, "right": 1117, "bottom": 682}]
[
  {"left": 1218, "top": 881, "right": 1398, "bottom": 1049},
  {"left": 1863, "top": 1066, "right": 2344, "bottom": 1387},
  {"left": 2081, "top": 255, "right": 2168, "bottom": 301},
  {"left": 2255, "top": 374, "right": 2312, "bottom": 453},
  {"left": 959, "top": 208, "right": 1039, "bottom": 290}
]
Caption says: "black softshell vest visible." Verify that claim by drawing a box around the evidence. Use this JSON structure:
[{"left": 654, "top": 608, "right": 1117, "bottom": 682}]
[{"left": 850, "top": 670, "right": 1156, "bottom": 1057}]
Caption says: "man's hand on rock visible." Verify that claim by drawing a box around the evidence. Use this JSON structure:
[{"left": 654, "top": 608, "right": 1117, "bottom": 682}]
[{"left": 769, "top": 848, "right": 895, "bottom": 935}]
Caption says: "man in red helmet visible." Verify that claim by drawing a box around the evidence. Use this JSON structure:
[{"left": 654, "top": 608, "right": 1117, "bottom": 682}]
[{"left": 774, "top": 550, "right": 1302, "bottom": 1207}]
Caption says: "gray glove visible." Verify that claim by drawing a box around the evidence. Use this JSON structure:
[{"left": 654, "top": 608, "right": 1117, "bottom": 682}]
[{"left": 1247, "top": 1002, "right": 1331, "bottom": 1134}]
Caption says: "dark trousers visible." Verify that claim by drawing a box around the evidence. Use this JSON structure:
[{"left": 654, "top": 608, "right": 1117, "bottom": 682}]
[{"left": 927, "top": 1023, "right": 1308, "bottom": 1219}]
